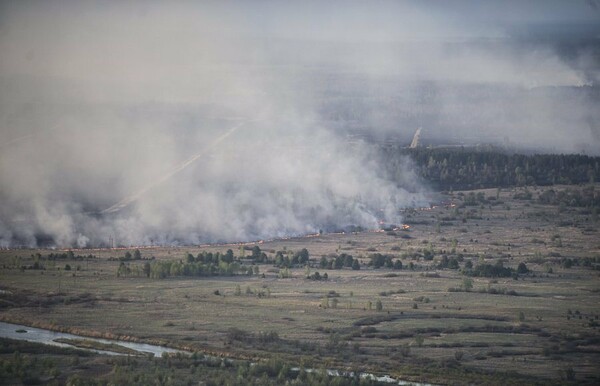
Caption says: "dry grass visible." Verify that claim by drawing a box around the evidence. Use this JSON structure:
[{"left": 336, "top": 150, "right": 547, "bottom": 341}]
[{"left": 1, "top": 184, "right": 599, "bottom": 384}]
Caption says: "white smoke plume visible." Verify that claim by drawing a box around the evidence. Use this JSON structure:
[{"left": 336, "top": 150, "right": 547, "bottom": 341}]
[{"left": 0, "top": 1, "right": 598, "bottom": 247}]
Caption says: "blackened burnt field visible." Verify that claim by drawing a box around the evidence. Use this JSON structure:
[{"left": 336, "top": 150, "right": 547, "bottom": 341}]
[{"left": 1, "top": 185, "right": 599, "bottom": 385}]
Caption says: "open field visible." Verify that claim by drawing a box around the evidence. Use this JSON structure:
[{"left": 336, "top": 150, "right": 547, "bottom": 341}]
[{"left": 1, "top": 185, "right": 599, "bottom": 385}]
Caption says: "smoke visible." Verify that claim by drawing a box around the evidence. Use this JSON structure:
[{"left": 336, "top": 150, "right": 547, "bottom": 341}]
[
  {"left": 0, "top": 108, "right": 418, "bottom": 247},
  {"left": 0, "top": 1, "right": 598, "bottom": 247}
]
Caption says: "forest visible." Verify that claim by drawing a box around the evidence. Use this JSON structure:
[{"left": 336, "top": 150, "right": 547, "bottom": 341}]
[{"left": 380, "top": 146, "right": 600, "bottom": 191}]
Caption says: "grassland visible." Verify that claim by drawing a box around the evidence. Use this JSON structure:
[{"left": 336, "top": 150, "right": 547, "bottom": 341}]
[{"left": 1, "top": 185, "right": 599, "bottom": 385}]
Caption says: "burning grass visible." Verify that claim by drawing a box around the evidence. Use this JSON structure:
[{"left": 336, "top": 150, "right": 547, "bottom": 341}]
[{"left": 0, "top": 185, "right": 599, "bottom": 384}]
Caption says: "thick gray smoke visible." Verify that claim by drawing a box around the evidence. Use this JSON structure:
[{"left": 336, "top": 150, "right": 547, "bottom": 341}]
[{"left": 0, "top": 1, "right": 598, "bottom": 247}]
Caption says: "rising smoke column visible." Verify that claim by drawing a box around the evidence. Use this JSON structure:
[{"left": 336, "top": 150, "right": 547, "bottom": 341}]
[
  {"left": 1, "top": 1, "right": 597, "bottom": 247},
  {"left": 94, "top": 115, "right": 421, "bottom": 247}
]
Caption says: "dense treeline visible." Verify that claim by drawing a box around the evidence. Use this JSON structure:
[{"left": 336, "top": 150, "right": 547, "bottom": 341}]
[
  {"left": 318, "top": 253, "right": 360, "bottom": 270},
  {"left": 379, "top": 146, "right": 600, "bottom": 191},
  {"left": 116, "top": 247, "right": 413, "bottom": 280},
  {"left": 117, "top": 249, "right": 260, "bottom": 278},
  {"left": 4, "top": 252, "right": 98, "bottom": 271},
  {"left": 145, "top": 259, "right": 257, "bottom": 279},
  {"left": 116, "top": 247, "right": 316, "bottom": 279},
  {"left": 42, "top": 251, "right": 98, "bottom": 261}
]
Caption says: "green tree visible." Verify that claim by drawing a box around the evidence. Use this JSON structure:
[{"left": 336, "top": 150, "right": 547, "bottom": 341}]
[
  {"left": 462, "top": 277, "right": 473, "bottom": 291},
  {"left": 517, "top": 262, "right": 529, "bottom": 274},
  {"left": 319, "top": 256, "right": 328, "bottom": 268},
  {"left": 117, "top": 262, "right": 130, "bottom": 277},
  {"left": 251, "top": 246, "right": 261, "bottom": 260},
  {"left": 143, "top": 262, "right": 151, "bottom": 278},
  {"left": 393, "top": 260, "right": 403, "bottom": 270},
  {"left": 296, "top": 248, "right": 310, "bottom": 265},
  {"left": 223, "top": 249, "right": 234, "bottom": 263}
]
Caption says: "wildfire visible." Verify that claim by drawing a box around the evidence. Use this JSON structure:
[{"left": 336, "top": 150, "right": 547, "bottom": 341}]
[{"left": 390, "top": 224, "right": 411, "bottom": 231}]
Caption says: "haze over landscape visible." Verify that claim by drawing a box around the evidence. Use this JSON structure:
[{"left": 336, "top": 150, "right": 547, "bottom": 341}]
[
  {"left": 1, "top": 0, "right": 599, "bottom": 247},
  {"left": 2, "top": 3, "right": 600, "bottom": 385}
]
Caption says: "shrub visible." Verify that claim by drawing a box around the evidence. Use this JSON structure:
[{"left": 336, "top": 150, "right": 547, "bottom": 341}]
[{"left": 517, "top": 262, "right": 529, "bottom": 274}]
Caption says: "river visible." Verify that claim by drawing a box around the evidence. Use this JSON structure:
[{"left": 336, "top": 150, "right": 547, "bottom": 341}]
[
  {"left": 0, "top": 321, "right": 435, "bottom": 385},
  {"left": 0, "top": 321, "right": 182, "bottom": 357}
]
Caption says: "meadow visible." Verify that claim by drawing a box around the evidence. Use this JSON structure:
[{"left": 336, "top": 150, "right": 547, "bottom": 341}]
[{"left": 1, "top": 185, "right": 599, "bottom": 385}]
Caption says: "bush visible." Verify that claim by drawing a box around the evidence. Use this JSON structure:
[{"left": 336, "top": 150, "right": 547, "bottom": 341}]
[
  {"left": 517, "top": 262, "right": 529, "bottom": 274},
  {"left": 465, "top": 261, "right": 513, "bottom": 278}
]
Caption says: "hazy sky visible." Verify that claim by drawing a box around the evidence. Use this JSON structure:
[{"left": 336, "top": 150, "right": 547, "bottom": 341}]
[
  {"left": 1, "top": 1, "right": 598, "bottom": 89},
  {"left": 0, "top": 0, "right": 598, "bottom": 247}
]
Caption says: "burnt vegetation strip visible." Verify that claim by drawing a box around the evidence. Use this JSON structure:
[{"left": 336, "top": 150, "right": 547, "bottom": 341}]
[{"left": 379, "top": 146, "right": 600, "bottom": 191}]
